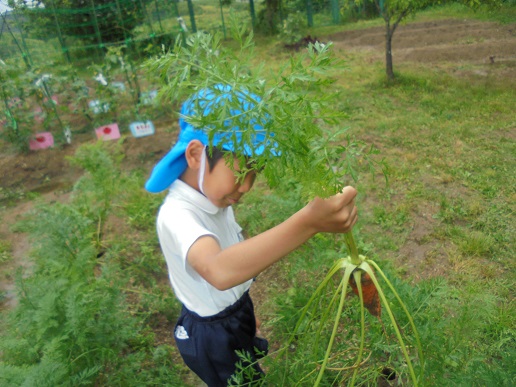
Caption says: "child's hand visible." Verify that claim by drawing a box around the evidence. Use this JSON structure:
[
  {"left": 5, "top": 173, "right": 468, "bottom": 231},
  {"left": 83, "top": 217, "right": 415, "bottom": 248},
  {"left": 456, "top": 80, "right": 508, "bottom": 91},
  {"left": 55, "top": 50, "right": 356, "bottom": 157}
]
[
  {"left": 188, "top": 186, "right": 358, "bottom": 290},
  {"left": 302, "top": 186, "right": 358, "bottom": 234}
]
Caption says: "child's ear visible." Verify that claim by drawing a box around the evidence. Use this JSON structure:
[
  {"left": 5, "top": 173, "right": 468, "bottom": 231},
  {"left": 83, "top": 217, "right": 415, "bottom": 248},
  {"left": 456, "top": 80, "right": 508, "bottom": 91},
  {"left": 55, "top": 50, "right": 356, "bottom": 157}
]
[{"left": 184, "top": 140, "right": 205, "bottom": 169}]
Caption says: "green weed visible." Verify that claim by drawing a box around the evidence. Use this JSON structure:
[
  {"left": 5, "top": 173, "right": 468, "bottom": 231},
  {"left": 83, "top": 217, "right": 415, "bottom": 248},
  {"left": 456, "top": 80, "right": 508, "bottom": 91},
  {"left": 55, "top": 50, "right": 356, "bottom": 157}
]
[{"left": 0, "top": 241, "right": 13, "bottom": 264}]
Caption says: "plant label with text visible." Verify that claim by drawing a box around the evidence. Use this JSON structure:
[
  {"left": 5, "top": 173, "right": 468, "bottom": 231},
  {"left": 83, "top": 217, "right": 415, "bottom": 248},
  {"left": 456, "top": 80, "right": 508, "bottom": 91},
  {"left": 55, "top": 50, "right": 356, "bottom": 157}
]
[{"left": 129, "top": 120, "right": 155, "bottom": 138}]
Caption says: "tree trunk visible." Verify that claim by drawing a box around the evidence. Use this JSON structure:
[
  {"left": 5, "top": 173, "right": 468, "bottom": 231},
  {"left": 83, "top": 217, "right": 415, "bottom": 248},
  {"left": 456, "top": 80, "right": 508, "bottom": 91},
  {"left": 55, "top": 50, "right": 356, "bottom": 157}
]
[
  {"left": 385, "top": 23, "right": 394, "bottom": 80},
  {"left": 264, "top": 0, "right": 281, "bottom": 34}
]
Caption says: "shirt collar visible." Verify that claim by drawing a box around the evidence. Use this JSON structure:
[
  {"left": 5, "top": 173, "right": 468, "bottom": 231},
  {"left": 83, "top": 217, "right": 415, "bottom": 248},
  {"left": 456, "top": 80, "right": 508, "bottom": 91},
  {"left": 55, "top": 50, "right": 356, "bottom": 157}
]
[{"left": 169, "top": 180, "right": 222, "bottom": 215}]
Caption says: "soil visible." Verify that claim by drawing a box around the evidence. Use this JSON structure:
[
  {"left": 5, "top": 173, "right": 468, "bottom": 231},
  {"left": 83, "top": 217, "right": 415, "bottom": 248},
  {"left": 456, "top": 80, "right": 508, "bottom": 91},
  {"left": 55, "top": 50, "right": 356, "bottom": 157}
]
[
  {"left": 1, "top": 17, "right": 515, "bottom": 376},
  {"left": 328, "top": 18, "right": 516, "bottom": 67}
]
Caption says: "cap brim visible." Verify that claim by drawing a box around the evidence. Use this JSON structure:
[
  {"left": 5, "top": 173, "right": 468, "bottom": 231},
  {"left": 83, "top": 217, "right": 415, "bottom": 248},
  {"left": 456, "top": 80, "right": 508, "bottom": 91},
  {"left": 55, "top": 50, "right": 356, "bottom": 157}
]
[{"left": 145, "top": 143, "right": 188, "bottom": 193}]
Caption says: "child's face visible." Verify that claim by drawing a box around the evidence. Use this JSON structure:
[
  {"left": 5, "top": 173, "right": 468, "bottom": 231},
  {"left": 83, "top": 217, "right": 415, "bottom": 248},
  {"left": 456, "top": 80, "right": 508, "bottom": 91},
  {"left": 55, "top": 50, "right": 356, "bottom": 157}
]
[{"left": 202, "top": 156, "right": 258, "bottom": 208}]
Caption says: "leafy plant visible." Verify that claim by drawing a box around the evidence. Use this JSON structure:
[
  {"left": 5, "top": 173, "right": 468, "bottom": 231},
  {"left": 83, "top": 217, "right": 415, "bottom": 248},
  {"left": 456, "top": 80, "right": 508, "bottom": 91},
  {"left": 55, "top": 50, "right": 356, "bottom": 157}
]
[
  {"left": 29, "top": 70, "right": 71, "bottom": 144},
  {"left": 0, "top": 59, "right": 32, "bottom": 152},
  {"left": 0, "top": 241, "right": 13, "bottom": 264},
  {"left": 280, "top": 11, "right": 307, "bottom": 45},
  {"left": 0, "top": 142, "right": 188, "bottom": 385},
  {"left": 144, "top": 19, "right": 424, "bottom": 385}
]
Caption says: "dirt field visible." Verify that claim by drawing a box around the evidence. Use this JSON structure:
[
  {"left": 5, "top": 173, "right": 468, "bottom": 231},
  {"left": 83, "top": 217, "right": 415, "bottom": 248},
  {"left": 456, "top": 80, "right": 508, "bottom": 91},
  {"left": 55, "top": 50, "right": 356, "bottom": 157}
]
[
  {"left": 1, "top": 17, "right": 515, "bottom": 307},
  {"left": 329, "top": 18, "right": 516, "bottom": 69}
]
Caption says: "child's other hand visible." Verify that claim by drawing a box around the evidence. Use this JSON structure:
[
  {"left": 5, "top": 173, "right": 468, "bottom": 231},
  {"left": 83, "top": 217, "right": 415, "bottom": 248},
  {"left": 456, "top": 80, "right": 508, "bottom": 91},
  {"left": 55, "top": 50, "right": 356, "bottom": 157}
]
[
  {"left": 303, "top": 186, "right": 358, "bottom": 234},
  {"left": 255, "top": 316, "right": 262, "bottom": 336}
]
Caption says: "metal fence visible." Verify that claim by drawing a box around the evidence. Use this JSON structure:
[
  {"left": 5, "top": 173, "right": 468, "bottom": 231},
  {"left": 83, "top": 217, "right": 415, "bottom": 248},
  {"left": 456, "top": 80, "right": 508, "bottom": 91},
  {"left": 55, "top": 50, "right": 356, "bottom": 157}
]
[{"left": 0, "top": 0, "right": 369, "bottom": 69}]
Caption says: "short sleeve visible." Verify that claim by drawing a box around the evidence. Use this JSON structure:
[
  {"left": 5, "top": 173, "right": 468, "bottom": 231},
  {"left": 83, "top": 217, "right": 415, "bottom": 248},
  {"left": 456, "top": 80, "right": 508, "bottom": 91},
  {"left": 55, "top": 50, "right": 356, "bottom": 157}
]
[{"left": 157, "top": 206, "right": 218, "bottom": 269}]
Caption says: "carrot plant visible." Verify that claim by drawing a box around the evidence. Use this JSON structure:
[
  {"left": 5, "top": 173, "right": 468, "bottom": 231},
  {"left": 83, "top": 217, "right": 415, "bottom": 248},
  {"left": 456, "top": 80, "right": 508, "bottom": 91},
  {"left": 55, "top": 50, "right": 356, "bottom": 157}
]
[
  {"left": 0, "top": 142, "right": 187, "bottom": 385},
  {"left": 145, "top": 19, "right": 424, "bottom": 384}
]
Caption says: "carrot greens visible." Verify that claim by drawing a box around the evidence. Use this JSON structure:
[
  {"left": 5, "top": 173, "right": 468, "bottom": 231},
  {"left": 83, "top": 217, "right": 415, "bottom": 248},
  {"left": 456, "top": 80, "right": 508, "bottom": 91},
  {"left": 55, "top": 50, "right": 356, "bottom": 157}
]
[{"left": 145, "top": 19, "right": 423, "bottom": 385}]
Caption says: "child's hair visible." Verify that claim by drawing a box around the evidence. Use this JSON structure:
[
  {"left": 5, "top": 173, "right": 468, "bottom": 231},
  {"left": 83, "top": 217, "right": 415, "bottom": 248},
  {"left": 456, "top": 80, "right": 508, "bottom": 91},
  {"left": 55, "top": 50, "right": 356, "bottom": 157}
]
[
  {"left": 206, "top": 147, "right": 225, "bottom": 172},
  {"left": 205, "top": 147, "right": 262, "bottom": 173}
]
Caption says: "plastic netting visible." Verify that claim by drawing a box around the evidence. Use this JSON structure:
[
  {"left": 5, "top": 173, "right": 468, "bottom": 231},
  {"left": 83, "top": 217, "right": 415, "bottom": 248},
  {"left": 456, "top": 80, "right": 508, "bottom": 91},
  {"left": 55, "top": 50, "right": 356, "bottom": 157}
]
[
  {"left": 0, "top": 0, "right": 368, "bottom": 68},
  {"left": 0, "top": 0, "right": 258, "bottom": 67}
]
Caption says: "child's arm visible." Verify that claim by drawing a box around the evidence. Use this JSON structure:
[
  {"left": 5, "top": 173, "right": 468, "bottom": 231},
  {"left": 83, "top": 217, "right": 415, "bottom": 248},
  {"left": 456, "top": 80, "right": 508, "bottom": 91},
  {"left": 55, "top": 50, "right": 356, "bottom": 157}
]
[{"left": 188, "top": 186, "right": 358, "bottom": 291}]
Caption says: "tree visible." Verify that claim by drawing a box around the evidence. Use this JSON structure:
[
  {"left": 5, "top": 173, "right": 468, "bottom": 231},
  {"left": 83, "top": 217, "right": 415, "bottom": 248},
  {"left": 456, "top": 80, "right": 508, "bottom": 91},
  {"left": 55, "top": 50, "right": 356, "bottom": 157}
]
[
  {"left": 259, "top": 0, "right": 283, "bottom": 34},
  {"left": 360, "top": 0, "right": 502, "bottom": 80},
  {"left": 9, "top": 0, "right": 147, "bottom": 46}
]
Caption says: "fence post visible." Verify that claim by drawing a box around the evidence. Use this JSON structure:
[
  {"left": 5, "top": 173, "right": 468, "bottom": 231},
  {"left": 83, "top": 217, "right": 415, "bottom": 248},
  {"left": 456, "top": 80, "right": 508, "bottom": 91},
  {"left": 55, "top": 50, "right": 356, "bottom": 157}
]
[
  {"left": 331, "top": 0, "right": 340, "bottom": 24},
  {"left": 186, "top": 0, "right": 197, "bottom": 33},
  {"left": 218, "top": 0, "right": 226, "bottom": 39},
  {"left": 249, "top": 0, "right": 256, "bottom": 28},
  {"left": 305, "top": 0, "right": 313, "bottom": 27}
]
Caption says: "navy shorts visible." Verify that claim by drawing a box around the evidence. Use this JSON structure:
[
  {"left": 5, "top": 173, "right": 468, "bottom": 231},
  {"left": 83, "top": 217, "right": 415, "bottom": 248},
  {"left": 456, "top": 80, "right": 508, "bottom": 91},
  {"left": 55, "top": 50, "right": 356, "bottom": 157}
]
[{"left": 174, "top": 291, "right": 269, "bottom": 387}]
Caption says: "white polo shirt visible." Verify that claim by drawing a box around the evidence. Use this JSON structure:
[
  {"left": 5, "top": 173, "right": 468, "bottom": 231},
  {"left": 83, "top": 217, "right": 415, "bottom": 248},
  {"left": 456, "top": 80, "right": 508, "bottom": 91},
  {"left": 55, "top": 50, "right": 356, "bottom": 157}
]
[{"left": 156, "top": 180, "right": 253, "bottom": 317}]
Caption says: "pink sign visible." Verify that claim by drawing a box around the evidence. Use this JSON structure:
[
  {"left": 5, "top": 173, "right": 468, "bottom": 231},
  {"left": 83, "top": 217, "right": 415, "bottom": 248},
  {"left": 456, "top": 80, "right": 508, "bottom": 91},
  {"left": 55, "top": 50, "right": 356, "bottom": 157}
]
[
  {"left": 29, "top": 132, "right": 54, "bottom": 150},
  {"left": 95, "top": 123, "right": 120, "bottom": 141}
]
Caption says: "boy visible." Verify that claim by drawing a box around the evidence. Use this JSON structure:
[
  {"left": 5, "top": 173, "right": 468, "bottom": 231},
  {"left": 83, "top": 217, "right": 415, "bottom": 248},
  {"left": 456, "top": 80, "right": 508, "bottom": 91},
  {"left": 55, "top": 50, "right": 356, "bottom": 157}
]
[{"left": 145, "top": 86, "right": 358, "bottom": 386}]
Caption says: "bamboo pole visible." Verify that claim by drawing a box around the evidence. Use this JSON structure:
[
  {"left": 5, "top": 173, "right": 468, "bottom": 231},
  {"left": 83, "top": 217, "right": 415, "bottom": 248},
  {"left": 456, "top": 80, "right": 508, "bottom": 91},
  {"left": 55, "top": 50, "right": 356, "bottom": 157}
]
[
  {"left": 49, "top": 0, "right": 71, "bottom": 63},
  {"left": 11, "top": 10, "right": 35, "bottom": 67},
  {"left": 88, "top": 0, "right": 105, "bottom": 58},
  {"left": 0, "top": 12, "right": 30, "bottom": 69}
]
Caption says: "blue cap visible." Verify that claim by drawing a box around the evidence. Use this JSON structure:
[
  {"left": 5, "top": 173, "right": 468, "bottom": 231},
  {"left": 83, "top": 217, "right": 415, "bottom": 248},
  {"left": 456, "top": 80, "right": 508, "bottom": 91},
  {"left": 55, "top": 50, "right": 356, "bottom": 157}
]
[{"left": 145, "top": 85, "right": 273, "bottom": 193}]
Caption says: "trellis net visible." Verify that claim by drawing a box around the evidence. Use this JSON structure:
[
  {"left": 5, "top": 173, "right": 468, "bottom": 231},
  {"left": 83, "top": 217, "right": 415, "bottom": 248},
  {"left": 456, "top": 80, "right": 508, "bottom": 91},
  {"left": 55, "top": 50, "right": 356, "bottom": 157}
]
[{"left": 0, "top": 0, "right": 370, "bottom": 68}]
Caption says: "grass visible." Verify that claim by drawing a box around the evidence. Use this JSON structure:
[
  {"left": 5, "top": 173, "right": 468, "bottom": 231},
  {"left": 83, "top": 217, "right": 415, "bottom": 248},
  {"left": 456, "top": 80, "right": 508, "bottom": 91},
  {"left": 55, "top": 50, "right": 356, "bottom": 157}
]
[
  {"left": 235, "top": 4, "right": 515, "bottom": 384},
  {"left": 0, "top": 3, "right": 515, "bottom": 385}
]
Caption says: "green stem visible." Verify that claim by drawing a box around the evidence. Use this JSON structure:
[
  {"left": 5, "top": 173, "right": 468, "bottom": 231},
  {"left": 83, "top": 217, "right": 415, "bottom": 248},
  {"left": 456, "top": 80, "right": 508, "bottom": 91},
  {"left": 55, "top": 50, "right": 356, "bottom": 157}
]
[
  {"left": 288, "top": 258, "right": 347, "bottom": 346},
  {"left": 2, "top": 88, "right": 18, "bottom": 133},
  {"left": 367, "top": 260, "right": 425, "bottom": 380},
  {"left": 40, "top": 80, "right": 65, "bottom": 132},
  {"left": 314, "top": 263, "right": 354, "bottom": 386},
  {"left": 360, "top": 262, "right": 419, "bottom": 386},
  {"left": 316, "top": 275, "right": 344, "bottom": 343},
  {"left": 350, "top": 270, "right": 366, "bottom": 386},
  {"left": 344, "top": 232, "right": 360, "bottom": 265}
]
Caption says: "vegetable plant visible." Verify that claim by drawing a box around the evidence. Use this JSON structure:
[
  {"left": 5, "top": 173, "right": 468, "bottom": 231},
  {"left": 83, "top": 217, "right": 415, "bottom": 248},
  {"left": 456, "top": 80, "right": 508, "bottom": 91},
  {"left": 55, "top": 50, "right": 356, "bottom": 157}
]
[
  {"left": 0, "top": 142, "right": 187, "bottom": 385},
  {"left": 30, "top": 70, "right": 72, "bottom": 144},
  {"left": 146, "top": 19, "right": 424, "bottom": 385},
  {"left": 0, "top": 59, "right": 32, "bottom": 152}
]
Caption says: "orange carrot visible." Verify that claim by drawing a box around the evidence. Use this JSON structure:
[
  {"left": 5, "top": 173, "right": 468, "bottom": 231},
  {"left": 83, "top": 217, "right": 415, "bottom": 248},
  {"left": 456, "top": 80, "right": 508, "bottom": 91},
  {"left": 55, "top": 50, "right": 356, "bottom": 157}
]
[{"left": 349, "top": 269, "right": 381, "bottom": 317}]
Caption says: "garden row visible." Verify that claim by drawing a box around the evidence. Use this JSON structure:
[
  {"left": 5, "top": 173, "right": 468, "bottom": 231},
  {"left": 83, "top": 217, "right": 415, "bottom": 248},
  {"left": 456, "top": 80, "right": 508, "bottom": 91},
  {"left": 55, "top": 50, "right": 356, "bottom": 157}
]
[
  {"left": 0, "top": 141, "right": 189, "bottom": 385},
  {"left": 1, "top": 47, "right": 163, "bottom": 153}
]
